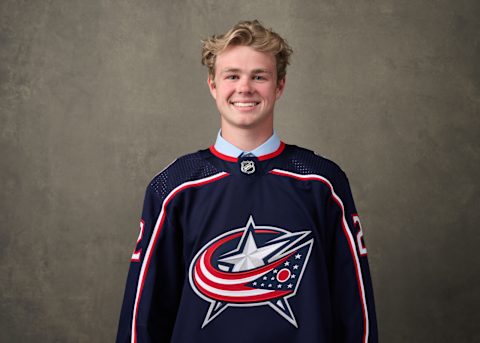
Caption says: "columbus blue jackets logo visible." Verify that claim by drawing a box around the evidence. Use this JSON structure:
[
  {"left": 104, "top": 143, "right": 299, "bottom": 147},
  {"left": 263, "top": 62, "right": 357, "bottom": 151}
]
[{"left": 189, "top": 215, "right": 314, "bottom": 328}]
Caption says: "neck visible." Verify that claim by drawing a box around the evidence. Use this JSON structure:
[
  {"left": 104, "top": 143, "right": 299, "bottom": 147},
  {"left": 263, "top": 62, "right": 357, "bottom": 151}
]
[{"left": 221, "top": 123, "right": 274, "bottom": 151}]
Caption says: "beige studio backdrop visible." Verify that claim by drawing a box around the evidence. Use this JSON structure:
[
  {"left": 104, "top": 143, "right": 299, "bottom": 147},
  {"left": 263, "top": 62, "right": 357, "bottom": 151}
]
[{"left": 1, "top": 1, "right": 479, "bottom": 342}]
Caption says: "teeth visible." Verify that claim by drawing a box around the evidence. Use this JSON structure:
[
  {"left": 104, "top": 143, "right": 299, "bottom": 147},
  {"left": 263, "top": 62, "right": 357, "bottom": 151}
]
[{"left": 232, "top": 102, "right": 258, "bottom": 107}]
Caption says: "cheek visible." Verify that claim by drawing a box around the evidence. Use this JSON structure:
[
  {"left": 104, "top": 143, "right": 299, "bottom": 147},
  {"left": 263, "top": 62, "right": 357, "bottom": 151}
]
[
  {"left": 260, "top": 86, "right": 279, "bottom": 100},
  {"left": 217, "top": 86, "right": 235, "bottom": 100}
]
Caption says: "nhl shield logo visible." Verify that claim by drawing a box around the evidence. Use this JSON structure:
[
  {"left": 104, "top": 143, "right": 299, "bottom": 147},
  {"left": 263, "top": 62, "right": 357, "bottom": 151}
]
[
  {"left": 189, "top": 215, "right": 314, "bottom": 328},
  {"left": 240, "top": 160, "right": 255, "bottom": 174}
]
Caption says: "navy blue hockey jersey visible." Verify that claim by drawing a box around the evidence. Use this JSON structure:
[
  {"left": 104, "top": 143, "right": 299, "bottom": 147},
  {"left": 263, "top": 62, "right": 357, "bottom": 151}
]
[{"left": 116, "top": 143, "right": 378, "bottom": 343}]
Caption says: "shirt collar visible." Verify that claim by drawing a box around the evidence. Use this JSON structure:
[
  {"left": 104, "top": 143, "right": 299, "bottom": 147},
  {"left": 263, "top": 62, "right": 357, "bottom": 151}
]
[{"left": 214, "top": 129, "right": 281, "bottom": 158}]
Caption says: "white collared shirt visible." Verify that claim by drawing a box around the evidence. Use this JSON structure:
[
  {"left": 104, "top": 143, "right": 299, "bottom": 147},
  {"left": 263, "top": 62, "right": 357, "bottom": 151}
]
[{"left": 213, "top": 129, "right": 281, "bottom": 158}]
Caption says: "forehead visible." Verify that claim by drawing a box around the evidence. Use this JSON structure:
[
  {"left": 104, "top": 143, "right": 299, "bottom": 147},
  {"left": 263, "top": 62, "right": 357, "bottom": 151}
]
[{"left": 215, "top": 45, "right": 276, "bottom": 74}]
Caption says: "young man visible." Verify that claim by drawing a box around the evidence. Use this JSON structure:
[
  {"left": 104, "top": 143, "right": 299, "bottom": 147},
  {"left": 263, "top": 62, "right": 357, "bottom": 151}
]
[{"left": 116, "top": 20, "right": 378, "bottom": 343}]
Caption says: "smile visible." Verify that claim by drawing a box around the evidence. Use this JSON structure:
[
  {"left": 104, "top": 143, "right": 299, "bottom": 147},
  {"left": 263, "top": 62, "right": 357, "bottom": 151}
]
[{"left": 230, "top": 101, "right": 260, "bottom": 107}]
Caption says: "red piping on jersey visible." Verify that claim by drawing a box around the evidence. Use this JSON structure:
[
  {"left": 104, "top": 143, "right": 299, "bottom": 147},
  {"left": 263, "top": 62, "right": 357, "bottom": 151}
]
[
  {"left": 132, "top": 172, "right": 230, "bottom": 343},
  {"left": 209, "top": 145, "right": 237, "bottom": 162},
  {"left": 258, "top": 142, "right": 285, "bottom": 161},
  {"left": 269, "top": 169, "right": 369, "bottom": 343},
  {"left": 209, "top": 141, "right": 286, "bottom": 162}
]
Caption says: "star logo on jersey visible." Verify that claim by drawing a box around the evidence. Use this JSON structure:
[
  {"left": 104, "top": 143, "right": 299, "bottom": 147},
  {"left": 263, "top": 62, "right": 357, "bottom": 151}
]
[{"left": 189, "top": 215, "right": 314, "bottom": 328}]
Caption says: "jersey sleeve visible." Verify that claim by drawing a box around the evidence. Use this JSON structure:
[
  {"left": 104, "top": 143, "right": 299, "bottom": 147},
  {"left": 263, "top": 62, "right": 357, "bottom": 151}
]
[
  {"left": 116, "top": 183, "right": 185, "bottom": 343},
  {"left": 325, "top": 171, "right": 378, "bottom": 343}
]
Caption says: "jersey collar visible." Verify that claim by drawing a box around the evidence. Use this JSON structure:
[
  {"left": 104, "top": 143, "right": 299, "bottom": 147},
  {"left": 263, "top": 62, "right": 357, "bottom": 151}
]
[{"left": 210, "top": 129, "right": 285, "bottom": 162}]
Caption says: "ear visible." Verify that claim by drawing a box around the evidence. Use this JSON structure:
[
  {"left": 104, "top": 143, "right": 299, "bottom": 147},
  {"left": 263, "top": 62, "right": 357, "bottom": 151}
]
[
  {"left": 207, "top": 76, "right": 217, "bottom": 100},
  {"left": 275, "top": 77, "right": 286, "bottom": 100}
]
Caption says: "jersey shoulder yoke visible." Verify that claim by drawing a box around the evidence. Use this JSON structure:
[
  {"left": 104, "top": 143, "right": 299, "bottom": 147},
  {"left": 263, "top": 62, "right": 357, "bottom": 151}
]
[
  {"left": 283, "top": 144, "right": 347, "bottom": 180},
  {"left": 148, "top": 149, "right": 220, "bottom": 199}
]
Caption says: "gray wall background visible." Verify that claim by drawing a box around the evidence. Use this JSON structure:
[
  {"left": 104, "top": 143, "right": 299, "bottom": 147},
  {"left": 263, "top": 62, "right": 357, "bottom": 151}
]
[{"left": 1, "top": 0, "right": 479, "bottom": 342}]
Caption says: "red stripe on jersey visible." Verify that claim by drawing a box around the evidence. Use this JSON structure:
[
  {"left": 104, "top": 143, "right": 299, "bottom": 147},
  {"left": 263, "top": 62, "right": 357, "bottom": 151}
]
[
  {"left": 131, "top": 172, "right": 230, "bottom": 343},
  {"left": 258, "top": 141, "right": 285, "bottom": 161},
  {"left": 209, "top": 145, "right": 238, "bottom": 162},
  {"left": 269, "top": 169, "right": 369, "bottom": 343}
]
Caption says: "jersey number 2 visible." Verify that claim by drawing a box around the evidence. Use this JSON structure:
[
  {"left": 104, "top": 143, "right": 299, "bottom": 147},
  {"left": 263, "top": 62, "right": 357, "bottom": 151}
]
[
  {"left": 352, "top": 214, "right": 368, "bottom": 256},
  {"left": 131, "top": 220, "right": 145, "bottom": 262}
]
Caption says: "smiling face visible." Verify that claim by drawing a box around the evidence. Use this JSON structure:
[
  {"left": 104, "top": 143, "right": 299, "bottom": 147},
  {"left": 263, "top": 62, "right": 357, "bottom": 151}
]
[{"left": 208, "top": 45, "right": 285, "bottom": 136}]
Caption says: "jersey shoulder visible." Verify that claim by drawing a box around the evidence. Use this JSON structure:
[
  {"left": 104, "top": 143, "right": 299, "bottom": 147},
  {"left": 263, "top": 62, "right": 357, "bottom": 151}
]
[
  {"left": 147, "top": 148, "right": 220, "bottom": 199},
  {"left": 282, "top": 144, "right": 348, "bottom": 181},
  {"left": 280, "top": 144, "right": 354, "bottom": 204}
]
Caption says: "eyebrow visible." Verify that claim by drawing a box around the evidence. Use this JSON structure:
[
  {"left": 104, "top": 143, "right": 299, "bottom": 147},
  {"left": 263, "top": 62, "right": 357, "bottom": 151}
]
[
  {"left": 252, "top": 69, "right": 272, "bottom": 75},
  {"left": 220, "top": 68, "right": 273, "bottom": 75}
]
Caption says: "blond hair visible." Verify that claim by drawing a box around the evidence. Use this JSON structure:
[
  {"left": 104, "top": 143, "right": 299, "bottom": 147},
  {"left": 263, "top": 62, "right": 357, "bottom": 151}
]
[{"left": 201, "top": 20, "right": 292, "bottom": 84}]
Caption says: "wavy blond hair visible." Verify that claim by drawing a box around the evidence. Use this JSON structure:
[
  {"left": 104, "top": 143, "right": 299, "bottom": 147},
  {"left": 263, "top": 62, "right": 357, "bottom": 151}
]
[{"left": 201, "top": 20, "right": 292, "bottom": 84}]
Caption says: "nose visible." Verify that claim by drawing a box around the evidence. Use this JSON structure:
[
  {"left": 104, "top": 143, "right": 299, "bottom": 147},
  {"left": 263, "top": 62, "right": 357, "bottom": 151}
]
[{"left": 237, "top": 76, "right": 253, "bottom": 94}]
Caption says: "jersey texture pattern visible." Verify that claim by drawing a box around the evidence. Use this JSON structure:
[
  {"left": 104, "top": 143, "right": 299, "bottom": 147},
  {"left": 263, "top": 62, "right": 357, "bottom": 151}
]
[{"left": 116, "top": 143, "right": 378, "bottom": 343}]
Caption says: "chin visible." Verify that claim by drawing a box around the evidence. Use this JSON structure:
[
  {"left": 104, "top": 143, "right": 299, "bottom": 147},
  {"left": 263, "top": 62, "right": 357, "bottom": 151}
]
[{"left": 234, "top": 117, "right": 269, "bottom": 130}]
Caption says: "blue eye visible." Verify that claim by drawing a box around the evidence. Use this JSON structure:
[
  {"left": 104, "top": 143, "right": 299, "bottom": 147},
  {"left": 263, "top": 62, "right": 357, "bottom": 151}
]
[{"left": 253, "top": 75, "right": 265, "bottom": 81}]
